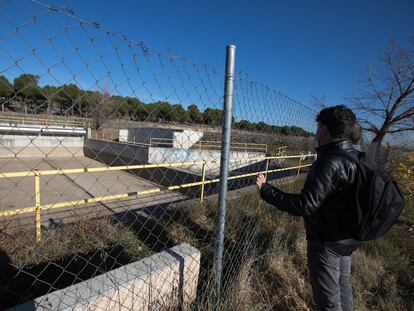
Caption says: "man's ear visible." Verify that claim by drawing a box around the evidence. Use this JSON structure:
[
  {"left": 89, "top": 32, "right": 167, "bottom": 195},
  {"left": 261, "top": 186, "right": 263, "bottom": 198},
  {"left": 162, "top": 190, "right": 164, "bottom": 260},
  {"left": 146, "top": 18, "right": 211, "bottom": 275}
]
[
  {"left": 319, "top": 124, "right": 327, "bottom": 136},
  {"left": 322, "top": 125, "right": 333, "bottom": 140}
]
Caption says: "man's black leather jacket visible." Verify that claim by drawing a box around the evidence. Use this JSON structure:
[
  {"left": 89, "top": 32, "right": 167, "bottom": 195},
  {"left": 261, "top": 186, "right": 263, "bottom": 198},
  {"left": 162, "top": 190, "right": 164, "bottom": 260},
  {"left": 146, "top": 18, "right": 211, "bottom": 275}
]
[{"left": 260, "top": 140, "right": 360, "bottom": 254}]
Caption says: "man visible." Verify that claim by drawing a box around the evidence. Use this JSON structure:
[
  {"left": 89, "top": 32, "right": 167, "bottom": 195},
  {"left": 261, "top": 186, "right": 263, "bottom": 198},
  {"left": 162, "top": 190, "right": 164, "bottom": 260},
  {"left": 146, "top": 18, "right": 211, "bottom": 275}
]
[{"left": 256, "top": 105, "right": 360, "bottom": 311}]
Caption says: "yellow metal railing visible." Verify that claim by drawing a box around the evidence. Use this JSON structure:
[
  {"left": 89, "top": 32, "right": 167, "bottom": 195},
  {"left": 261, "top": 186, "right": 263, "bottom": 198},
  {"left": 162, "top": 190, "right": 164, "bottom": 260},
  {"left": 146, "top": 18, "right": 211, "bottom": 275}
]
[
  {"left": 149, "top": 138, "right": 269, "bottom": 153},
  {"left": 0, "top": 153, "right": 316, "bottom": 241},
  {"left": 0, "top": 115, "right": 87, "bottom": 128},
  {"left": 276, "top": 146, "right": 288, "bottom": 156},
  {"left": 193, "top": 140, "right": 268, "bottom": 153}
]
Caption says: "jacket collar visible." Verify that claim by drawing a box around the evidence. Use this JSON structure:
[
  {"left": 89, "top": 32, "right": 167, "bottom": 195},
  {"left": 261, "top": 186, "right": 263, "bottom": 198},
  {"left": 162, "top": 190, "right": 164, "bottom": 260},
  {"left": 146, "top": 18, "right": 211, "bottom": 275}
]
[{"left": 315, "top": 139, "right": 353, "bottom": 154}]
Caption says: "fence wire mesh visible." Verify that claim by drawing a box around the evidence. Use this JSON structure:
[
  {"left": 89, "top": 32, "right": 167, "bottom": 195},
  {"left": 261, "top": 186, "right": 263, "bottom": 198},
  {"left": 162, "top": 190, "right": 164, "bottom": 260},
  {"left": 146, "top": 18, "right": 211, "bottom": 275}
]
[{"left": 0, "top": 1, "right": 317, "bottom": 310}]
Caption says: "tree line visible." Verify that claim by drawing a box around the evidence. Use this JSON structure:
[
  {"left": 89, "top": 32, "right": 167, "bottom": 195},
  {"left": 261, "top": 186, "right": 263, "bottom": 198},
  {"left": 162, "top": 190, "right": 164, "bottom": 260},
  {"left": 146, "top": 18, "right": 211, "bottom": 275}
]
[{"left": 0, "top": 73, "right": 312, "bottom": 136}]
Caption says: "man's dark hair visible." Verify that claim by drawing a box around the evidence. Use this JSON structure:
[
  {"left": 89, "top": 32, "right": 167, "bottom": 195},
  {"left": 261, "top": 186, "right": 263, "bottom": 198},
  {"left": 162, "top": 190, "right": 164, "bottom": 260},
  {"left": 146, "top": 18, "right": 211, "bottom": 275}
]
[{"left": 316, "top": 105, "right": 356, "bottom": 139}]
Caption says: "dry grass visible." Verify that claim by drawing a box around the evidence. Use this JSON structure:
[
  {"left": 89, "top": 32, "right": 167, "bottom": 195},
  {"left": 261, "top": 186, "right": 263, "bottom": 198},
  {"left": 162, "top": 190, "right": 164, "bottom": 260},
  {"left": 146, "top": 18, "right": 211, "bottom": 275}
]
[
  {"left": 351, "top": 250, "right": 403, "bottom": 311},
  {"left": 262, "top": 231, "right": 312, "bottom": 311},
  {"left": 223, "top": 258, "right": 268, "bottom": 311},
  {"left": 0, "top": 217, "right": 151, "bottom": 267},
  {"left": 2, "top": 152, "right": 412, "bottom": 310},
  {"left": 185, "top": 165, "right": 413, "bottom": 311}
]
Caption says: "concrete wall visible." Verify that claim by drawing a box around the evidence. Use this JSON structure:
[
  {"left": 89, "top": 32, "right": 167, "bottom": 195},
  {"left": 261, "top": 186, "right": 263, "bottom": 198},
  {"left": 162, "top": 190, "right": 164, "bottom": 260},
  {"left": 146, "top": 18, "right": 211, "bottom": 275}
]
[
  {"left": 83, "top": 139, "right": 201, "bottom": 198},
  {"left": 148, "top": 147, "right": 265, "bottom": 177},
  {"left": 86, "top": 138, "right": 265, "bottom": 177},
  {"left": 0, "top": 123, "right": 86, "bottom": 158},
  {"left": 84, "top": 138, "right": 149, "bottom": 165},
  {"left": 9, "top": 243, "right": 200, "bottom": 311},
  {"left": 128, "top": 128, "right": 180, "bottom": 144},
  {"left": 122, "top": 128, "right": 203, "bottom": 149},
  {"left": 0, "top": 135, "right": 84, "bottom": 157}
]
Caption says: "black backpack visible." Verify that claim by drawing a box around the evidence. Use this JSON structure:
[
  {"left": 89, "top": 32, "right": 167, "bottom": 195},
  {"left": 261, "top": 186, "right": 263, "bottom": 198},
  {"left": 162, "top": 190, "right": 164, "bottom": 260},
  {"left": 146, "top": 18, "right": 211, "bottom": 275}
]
[{"left": 333, "top": 150, "right": 405, "bottom": 241}]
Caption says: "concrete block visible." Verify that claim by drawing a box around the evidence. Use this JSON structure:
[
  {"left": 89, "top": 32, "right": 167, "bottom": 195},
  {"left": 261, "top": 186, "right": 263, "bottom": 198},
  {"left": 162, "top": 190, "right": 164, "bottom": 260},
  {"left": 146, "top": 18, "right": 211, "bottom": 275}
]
[
  {"left": 8, "top": 243, "right": 200, "bottom": 311},
  {"left": 173, "top": 130, "right": 203, "bottom": 149},
  {"left": 119, "top": 129, "right": 128, "bottom": 142}
]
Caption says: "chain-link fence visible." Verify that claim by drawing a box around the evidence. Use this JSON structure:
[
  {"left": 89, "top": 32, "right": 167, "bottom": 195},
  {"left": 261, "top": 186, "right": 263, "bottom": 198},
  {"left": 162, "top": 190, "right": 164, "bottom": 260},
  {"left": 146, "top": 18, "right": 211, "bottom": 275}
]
[{"left": 0, "top": 1, "right": 317, "bottom": 310}]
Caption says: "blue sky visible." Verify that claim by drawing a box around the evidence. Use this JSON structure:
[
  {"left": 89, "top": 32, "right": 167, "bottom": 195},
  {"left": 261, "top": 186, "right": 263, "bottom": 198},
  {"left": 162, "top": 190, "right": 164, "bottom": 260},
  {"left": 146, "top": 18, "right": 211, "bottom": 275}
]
[
  {"left": 45, "top": 0, "right": 413, "bottom": 106},
  {"left": 0, "top": 0, "right": 413, "bottom": 137}
]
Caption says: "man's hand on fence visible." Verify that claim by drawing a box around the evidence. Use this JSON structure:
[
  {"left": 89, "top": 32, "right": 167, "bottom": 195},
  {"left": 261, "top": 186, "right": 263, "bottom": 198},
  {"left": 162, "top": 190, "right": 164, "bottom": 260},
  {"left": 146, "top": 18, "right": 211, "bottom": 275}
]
[{"left": 256, "top": 174, "right": 266, "bottom": 191}]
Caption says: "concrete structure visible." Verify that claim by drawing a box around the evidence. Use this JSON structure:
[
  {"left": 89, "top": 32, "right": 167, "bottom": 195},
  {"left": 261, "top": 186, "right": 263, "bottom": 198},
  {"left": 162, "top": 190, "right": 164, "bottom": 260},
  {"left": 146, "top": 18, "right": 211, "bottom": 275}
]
[
  {"left": 148, "top": 147, "right": 265, "bottom": 177},
  {"left": 0, "top": 125, "right": 265, "bottom": 226},
  {"left": 85, "top": 138, "right": 265, "bottom": 177},
  {"left": 172, "top": 129, "right": 203, "bottom": 149},
  {"left": 0, "top": 123, "right": 263, "bottom": 173},
  {"left": 9, "top": 243, "right": 200, "bottom": 311},
  {"left": 119, "top": 129, "right": 128, "bottom": 142},
  {"left": 83, "top": 138, "right": 268, "bottom": 200},
  {"left": 0, "top": 124, "right": 86, "bottom": 157},
  {"left": 121, "top": 127, "right": 203, "bottom": 149},
  {"left": 0, "top": 135, "right": 84, "bottom": 157}
]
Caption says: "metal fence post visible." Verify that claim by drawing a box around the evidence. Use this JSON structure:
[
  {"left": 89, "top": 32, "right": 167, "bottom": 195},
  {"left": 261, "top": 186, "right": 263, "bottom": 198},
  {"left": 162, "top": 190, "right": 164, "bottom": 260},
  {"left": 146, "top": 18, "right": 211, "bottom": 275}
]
[
  {"left": 264, "top": 158, "right": 270, "bottom": 179},
  {"left": 297, "top": 153, "right": 303, "bottom": 177},
  {"left": 34, "top": 169, "right": 41, "bottom": 242},
  {"left": 213, "top": 44, "right": 236, "bottom": 309},
  {"left": 200, "top": 162, "right": 206, "bottom": 203}
]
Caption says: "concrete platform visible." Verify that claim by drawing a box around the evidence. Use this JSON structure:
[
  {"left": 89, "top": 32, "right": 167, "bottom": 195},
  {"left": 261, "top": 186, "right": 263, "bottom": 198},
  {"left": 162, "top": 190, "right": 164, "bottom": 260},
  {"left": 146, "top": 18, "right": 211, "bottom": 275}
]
[
  {"left": 0, "top": 156, "right": 187, "bottom": 229},
  {"left": 9, "top": 243, "right": 200, "bottom": 311}
]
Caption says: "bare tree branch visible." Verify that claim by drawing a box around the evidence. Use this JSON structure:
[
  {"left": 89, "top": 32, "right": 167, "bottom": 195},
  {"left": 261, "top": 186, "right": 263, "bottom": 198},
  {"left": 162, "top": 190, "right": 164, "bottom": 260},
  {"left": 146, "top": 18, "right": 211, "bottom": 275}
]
[
  {"left": 387, "top": 127, "right": 414, "bottom": 134},
  {"left": 349, "top": 40, "right": 414, "bottom": 146},
  {"left": 390, "top": 107, "right": 414, "bottom": 125},
  {"left": 359, "top": 118, "right": 379, "bottom": 132},
  {"left": 367, "top": 64, "right": 388, "bottom": 110}
]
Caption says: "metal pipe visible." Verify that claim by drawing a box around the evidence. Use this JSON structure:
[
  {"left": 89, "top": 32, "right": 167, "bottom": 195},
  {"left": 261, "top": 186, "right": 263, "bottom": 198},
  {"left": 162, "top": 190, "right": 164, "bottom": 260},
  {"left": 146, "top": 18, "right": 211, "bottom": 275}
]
[{"left": 213, "top": 44, "right": 236, "bottom": 307}]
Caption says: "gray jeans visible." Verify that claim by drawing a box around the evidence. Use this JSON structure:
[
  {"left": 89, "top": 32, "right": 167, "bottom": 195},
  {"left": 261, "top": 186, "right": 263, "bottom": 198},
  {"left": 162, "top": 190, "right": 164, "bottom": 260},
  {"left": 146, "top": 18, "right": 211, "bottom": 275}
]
[{"left": 307, "top": 241, "right": 353, "bottom": 311}]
